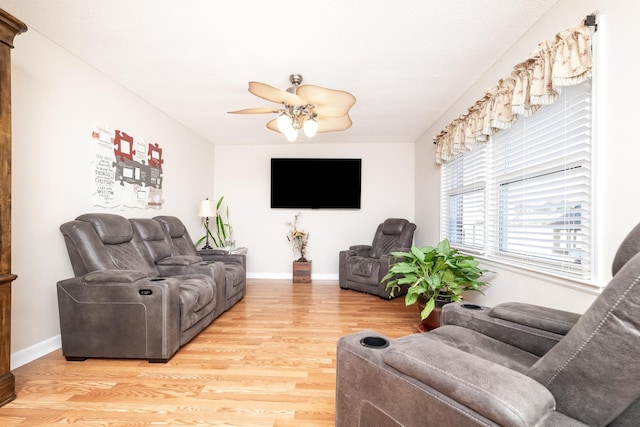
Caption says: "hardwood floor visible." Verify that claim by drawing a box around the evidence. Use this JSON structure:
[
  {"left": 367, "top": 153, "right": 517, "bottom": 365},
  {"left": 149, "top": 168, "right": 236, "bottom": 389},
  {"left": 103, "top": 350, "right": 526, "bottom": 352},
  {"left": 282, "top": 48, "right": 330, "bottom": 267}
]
[{"left": 0, "top": 279, "right": 419, "bottom": 426}]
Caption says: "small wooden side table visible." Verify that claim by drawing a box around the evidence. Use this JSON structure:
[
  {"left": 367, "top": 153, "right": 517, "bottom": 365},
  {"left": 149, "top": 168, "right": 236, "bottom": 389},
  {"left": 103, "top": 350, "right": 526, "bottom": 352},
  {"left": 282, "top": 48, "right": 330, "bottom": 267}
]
[{"left": 293, "top": 260, "right": 311, "bottom": 283}]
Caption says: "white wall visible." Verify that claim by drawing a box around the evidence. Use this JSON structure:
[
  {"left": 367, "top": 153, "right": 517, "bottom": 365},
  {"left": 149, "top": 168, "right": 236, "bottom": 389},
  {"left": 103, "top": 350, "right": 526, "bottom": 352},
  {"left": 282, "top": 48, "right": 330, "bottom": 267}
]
[
  {"left": 416, "top": 0, "right": 634, "bottom": 313},
  {"left": 10, "top": 29, "right": 215, "bottom": 366},
  {"left": 212, "top": 143, "right": 415, "bottom": 278}
]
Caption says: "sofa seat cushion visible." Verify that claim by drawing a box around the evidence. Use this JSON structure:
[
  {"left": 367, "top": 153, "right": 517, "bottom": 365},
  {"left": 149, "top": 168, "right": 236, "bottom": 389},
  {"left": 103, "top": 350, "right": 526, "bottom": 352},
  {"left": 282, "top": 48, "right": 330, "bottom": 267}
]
[{"left": 178, "top": 274, "right": 216, "bottom": 331}]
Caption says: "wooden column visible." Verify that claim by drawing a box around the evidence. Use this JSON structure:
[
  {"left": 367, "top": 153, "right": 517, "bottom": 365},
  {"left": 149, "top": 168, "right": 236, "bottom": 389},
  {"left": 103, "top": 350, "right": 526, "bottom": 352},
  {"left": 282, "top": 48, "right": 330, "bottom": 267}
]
[{"left": 0, "top": 9, "right": 27, "bottom": 407}]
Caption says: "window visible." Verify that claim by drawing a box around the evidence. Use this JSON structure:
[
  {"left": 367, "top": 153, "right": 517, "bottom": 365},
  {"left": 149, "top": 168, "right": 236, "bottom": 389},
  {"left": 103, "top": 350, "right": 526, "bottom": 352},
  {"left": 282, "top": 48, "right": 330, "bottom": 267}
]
[
  {"left": 441, "top": 143, "right": 487, "bottom": 251},
  {"left": 441, "top": 79, "right": 593, "bottom": 279}
]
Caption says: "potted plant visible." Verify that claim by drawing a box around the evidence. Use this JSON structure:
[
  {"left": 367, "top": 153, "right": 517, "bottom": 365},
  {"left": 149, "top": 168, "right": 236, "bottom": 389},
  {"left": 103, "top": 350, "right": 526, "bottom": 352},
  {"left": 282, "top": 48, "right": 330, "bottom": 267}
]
[
  {"left": 196, "top": 196, "right": 234, "bottom": 249},
  {"left": 382, "top": 239, "right": 490, "bottom": 328}
]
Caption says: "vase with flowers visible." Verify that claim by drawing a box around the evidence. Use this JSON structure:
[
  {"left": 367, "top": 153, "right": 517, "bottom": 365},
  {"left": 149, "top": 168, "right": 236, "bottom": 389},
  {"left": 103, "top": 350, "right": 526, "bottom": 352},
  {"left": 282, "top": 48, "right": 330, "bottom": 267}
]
[{"left": 286, "top": 212, "right": 309, "bottom": 262}]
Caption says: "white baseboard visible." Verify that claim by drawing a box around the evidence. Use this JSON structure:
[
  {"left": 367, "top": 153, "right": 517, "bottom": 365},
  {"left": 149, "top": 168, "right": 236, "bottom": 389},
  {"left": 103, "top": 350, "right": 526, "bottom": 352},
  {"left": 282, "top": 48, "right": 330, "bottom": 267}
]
[
  {"left": 247, "top": 272, "right": 290, "bottom": 279},
  {"left": 11, "top": 335, "right": 61, "bottom": 369},
  {"left": 247, "top": 272, "right": 339, "bottom": 280},
  {"left": 311, "top": 273, "right": 339, "bottom": 280}
]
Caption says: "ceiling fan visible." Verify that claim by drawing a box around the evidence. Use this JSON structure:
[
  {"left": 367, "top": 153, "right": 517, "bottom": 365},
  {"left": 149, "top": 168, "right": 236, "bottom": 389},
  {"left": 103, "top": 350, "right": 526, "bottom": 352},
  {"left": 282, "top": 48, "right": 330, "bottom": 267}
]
[{"left": 228, "top": 74, "right": 356, "bottom": 141}]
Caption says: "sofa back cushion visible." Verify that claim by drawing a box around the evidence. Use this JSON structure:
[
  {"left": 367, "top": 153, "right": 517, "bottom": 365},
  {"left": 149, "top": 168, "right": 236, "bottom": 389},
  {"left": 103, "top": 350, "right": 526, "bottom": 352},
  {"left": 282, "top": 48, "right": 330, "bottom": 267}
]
[
  {"left": 612, "top": 221, "right": 640, "bottom": 276},
  {"left": 130, "top": 218, "right": 175, "bottom": 264},
  {"left": 369, "top": 218, "right": 416, "bottom": 259},
  {"left": 527, "top": 251, "right": 640, "bottom": 425},
  {"left": 77, "top": 213, "right": 133, "bottom": 244},
  {"left": 60, "top": 220, "right": 118, "bottom": 276},
  {"left": 73, "top": 213, "right": 158, "bottom": 276},
  {"left": 154, "top": 215, "right": 199, "bottom": 256}
]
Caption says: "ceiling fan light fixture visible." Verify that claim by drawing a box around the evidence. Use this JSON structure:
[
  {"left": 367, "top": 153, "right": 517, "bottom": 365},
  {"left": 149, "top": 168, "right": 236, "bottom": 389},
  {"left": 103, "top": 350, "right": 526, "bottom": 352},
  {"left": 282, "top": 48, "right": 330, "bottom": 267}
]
[
  {"left": 277, "top": 113, "right": 293, "bottom": 134},
  {"left": 231, "top": 74, "right": 356, "bottom": 141},
  {"left": 284, "top": 127, "right": 298, "bottom": 142},
  {"left": 303, "top": 116, "right": 318, "bottom": 138}
]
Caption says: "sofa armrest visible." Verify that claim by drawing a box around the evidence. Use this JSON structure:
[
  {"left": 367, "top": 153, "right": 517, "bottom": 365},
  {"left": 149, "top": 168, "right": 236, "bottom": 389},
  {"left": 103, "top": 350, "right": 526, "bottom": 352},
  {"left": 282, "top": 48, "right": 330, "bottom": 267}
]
[
  {"left": 377, "top": 254, "right": 395, "bottom": 295},
  {"left": 199, "top": 248, "right": 230, "bottom": 256},
  {"left": 59, "top": 274, "right": 180, "bottom": 299},
  {"left": 388, "top": 246, "right": 412, "bottom": 254},
  {"left": 56, "top": 275, "right": 181, "bottom": 361},
  {"left": 198, "top": 251, "right": 246, "bottom": 269},
  {"left": 348, "top": 244, "right": 371, "bottom": 257},
  {"left": 377, "top": 251, "right": 412, "bottom": 299},
  {"left": 157, "top": 255, "right": 203, "bottom": 266},
  {"left": 153, "top": 255, "right": 204, "bottom": 277},
  {"left": 490, "top": 302, "right": 580, "bottom": 335},
  {"left": 82, "top": 269, "right": 147, "bottom": 283},
  {"left": 441, "top": 302, "right": 572, "bottom": 357},
  {"left": 337, "top": 330, "right": 569, "bottom": 427}
]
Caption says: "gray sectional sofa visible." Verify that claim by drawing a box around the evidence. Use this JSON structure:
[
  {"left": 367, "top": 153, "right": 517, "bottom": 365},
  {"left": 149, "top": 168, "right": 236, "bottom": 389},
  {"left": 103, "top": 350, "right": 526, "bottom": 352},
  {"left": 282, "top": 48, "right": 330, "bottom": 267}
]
[{"left": 58, "top": 213, "right": 246, "bottom": 362}]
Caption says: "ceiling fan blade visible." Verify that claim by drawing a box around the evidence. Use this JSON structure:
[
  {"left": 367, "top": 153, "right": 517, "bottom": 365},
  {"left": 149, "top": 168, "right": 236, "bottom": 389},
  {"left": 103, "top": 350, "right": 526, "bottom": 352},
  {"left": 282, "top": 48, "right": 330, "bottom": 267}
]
[
  {"left": 248, "top": 81, "right": 307, "bottom": 106},
  {"left": 228, "top": 107, "right": 282, "bottom": 114},
  {"left": 266, "top": 118, "right": 281, "bottom": 133},
  {"left": 296, "top": 85, "right": 356, "bottom": 117},
  {"left": 316, "top": 115, "right": 353, "bottom": 133}
]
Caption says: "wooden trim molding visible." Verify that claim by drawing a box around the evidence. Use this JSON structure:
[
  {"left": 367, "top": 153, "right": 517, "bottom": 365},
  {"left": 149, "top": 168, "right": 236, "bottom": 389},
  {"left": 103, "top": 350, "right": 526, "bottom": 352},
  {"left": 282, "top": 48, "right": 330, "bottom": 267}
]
[{"left": 0, "top": 8, "right": 27, "bottom": 407}]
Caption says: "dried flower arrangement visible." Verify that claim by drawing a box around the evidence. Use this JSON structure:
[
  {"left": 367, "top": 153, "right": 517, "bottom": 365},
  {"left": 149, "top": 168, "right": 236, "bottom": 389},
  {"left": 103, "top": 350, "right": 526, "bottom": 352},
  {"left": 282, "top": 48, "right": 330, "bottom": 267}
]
[{"left": 286, "top": 212, "right": 309, "bottom": 262}]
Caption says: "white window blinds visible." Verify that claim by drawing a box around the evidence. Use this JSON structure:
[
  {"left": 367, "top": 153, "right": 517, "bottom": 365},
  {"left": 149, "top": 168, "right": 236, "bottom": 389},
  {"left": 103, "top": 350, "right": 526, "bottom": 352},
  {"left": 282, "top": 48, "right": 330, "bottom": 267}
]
[
  {"left": 441, "top": 144, "right": 487, "bottom": 252},
  {"left": 441, "top": 79, "right": 593, "bottom": 279}
]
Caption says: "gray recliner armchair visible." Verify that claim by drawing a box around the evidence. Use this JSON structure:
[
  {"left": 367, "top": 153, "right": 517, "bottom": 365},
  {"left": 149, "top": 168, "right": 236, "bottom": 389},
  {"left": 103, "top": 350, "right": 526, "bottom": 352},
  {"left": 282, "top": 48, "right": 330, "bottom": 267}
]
[
  {"left": 339, "top": 218, "right": 416, "bottom": 299},
  {"left": 154, "top": 215, "right": 246, "bottom": 310},
  {"left": 336, "top": 222, "right": 640, "bottom": 426},
  {"left": 58, "top": 213, "right": 224, "bottom": 362}
]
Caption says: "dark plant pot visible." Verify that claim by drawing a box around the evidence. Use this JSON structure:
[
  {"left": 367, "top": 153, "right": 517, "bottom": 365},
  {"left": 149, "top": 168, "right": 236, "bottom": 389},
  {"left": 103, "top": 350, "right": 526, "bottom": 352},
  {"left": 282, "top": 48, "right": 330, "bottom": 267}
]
[{"left": 416, "top": 293, "right": 452, "bottom": 332}]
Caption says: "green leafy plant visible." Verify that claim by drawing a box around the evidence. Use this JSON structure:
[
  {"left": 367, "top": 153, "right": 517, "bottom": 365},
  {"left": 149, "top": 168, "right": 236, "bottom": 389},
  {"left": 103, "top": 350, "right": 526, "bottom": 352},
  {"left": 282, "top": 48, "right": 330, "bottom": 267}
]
[
  {"left": 382, "top": 239, "right": 490, "bottom": 320},
  {"left": 195, "top": 196, "right": 233, "bottom": 248}
]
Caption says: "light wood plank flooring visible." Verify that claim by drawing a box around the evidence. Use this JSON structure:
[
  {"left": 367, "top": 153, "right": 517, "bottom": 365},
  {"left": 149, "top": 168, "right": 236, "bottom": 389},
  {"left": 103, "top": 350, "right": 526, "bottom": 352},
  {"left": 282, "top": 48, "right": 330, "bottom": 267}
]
[{"left": 0, "top": 279, "right": 419, "bottom": 426}]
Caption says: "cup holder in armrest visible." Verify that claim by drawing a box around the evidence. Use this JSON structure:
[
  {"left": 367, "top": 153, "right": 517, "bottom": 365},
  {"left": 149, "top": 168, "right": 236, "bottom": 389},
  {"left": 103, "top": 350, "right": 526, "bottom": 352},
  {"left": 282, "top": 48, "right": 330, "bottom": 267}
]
[
  {"left": 461, "top": 303, "right": 483, "bottom": 310},
  {"left": 360, "top": 336, "right": 389, "bottom": 349}
]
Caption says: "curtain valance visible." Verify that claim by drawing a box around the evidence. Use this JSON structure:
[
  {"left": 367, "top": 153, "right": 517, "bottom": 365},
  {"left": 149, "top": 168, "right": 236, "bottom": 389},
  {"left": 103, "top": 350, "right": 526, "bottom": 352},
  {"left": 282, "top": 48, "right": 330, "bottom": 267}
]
[{"left": 434, "top": 23, "right": 593, "bottom": 164}]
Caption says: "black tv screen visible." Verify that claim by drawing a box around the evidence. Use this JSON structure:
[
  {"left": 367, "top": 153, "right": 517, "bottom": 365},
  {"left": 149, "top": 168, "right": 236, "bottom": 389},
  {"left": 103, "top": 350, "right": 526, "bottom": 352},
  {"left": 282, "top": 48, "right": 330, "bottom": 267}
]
[{"left": 271, "top": 158, "right": 361, "bottom": 209}]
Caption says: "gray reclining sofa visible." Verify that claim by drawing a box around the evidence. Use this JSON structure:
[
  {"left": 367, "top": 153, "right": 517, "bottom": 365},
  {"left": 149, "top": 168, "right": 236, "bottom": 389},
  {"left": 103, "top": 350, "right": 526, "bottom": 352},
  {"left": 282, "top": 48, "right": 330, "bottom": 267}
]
[
  {"left": 336, "top": 222, "right": 640, "bottom": 426},
  {"left": 58, "top": 213, "right": 246, "bottom": 362}
]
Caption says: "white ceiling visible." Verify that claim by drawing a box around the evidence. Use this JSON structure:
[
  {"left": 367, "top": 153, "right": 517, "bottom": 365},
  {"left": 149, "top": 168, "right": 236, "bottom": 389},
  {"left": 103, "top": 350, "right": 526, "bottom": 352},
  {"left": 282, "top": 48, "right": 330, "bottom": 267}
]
[{"left": 0, "top": 0, "right": 560, "bottom": 145}]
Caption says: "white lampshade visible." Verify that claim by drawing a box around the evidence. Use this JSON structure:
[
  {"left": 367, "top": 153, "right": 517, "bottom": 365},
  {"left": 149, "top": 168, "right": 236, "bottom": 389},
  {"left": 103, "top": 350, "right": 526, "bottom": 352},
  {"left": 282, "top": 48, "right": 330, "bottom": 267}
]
[
  {"left": 198, "top": 198, "right": 216, "bottom": 217},
  {"left": 277, "top": 114, "right": 293, "bottom": 134},
  {"left": 285, "top": 128, "right": 298, "bottom": 142},
  {"left": 303, "top": 117, "right": 318, "bottom": 137}
]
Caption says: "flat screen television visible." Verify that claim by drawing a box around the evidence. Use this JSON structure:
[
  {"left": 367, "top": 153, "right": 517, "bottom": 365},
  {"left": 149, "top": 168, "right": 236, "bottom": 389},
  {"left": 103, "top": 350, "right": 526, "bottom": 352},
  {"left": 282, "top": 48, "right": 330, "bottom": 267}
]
[{"left": 271, "top": 158, "right": 361, "bottom": 209}]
